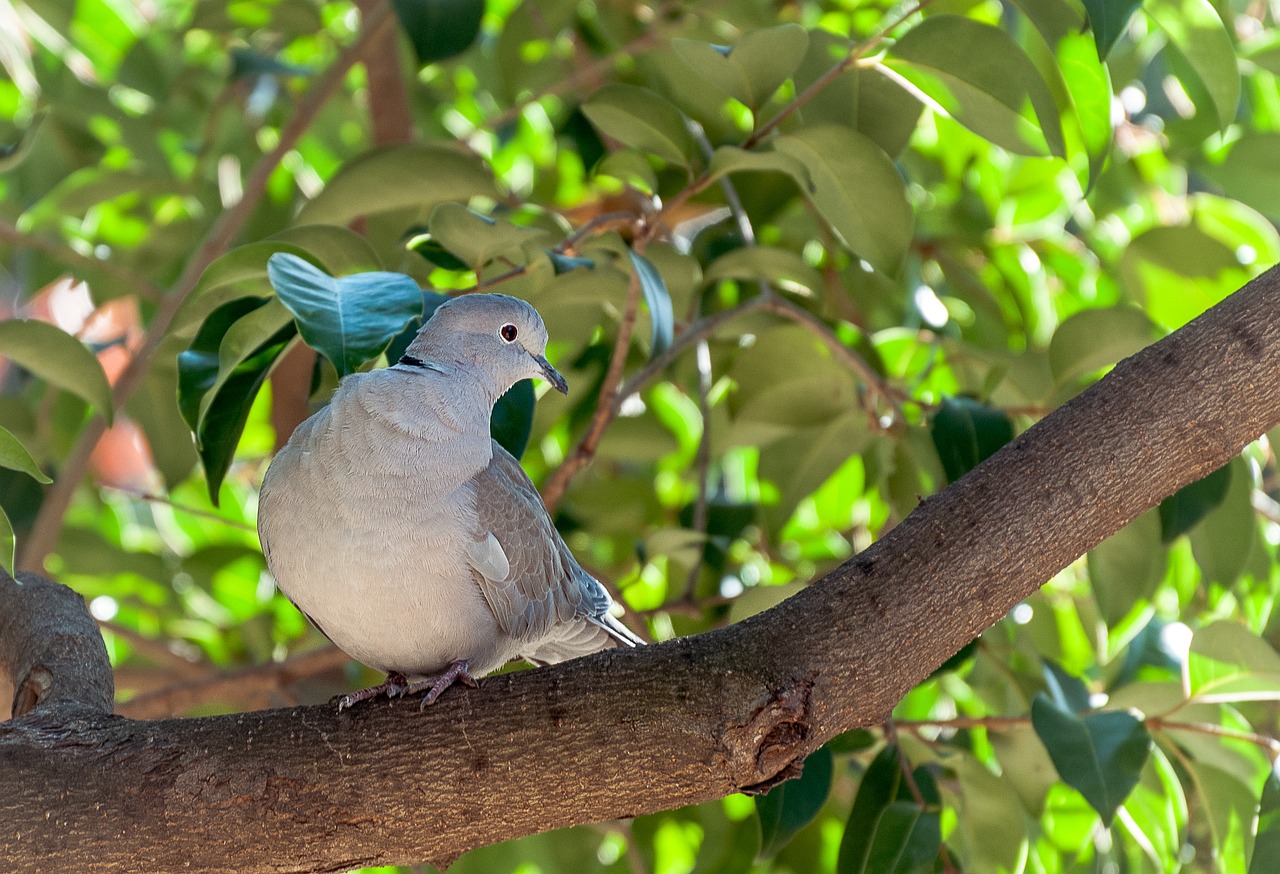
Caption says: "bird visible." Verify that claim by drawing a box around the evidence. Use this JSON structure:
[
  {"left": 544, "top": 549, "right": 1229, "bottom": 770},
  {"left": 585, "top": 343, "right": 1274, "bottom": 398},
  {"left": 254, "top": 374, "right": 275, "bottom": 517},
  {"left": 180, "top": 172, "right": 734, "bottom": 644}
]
[{"left": 257, "top": 292, "right": 644, "bottom": 709}]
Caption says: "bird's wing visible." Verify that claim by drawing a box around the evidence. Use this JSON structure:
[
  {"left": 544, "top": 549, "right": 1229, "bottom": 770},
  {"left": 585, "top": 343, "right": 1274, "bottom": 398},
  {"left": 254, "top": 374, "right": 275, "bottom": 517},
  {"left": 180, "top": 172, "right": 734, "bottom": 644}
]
[{"left": 466, "top": 440, "right": 624, "bottom": 645}]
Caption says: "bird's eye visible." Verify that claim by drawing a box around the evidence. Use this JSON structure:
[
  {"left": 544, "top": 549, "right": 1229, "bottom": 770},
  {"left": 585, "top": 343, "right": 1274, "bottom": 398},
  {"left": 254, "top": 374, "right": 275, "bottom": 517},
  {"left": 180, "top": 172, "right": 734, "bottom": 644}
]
[{"left": 499, "top": 323, "right": 518, "bottom": 343}]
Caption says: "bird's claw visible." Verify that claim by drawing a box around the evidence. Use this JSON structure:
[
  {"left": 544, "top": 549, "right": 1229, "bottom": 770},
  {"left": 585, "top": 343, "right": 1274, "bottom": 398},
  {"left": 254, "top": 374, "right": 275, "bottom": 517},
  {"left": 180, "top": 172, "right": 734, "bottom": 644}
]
[
  {"left": 334, "top": 671, "right": 410, "bottom": 711},
  {"left": 406, "top": 660, "right": 477, "bottom": 709}
]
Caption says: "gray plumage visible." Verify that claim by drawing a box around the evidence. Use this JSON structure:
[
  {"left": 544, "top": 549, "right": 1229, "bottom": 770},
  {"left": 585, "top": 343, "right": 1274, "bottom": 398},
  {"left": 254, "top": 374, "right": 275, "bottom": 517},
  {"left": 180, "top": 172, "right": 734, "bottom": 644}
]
[{"left": 257, "top": 293, "right": 641, "bottom": 705}]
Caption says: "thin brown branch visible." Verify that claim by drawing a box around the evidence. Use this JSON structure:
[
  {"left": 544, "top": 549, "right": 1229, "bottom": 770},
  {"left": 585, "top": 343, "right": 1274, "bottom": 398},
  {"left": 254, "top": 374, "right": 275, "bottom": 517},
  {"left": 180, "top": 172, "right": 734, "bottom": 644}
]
[
  {"left": 117, "top": 645, "right": 349, "bottom": 719},
  {"left": 17, "top": 2, "right": 397, "bottom": 572},
  {"left": 101, "top": 485, "right": 258, "bottom": 532},
  {"left": 542, "top": 260, "right": 646, "bottom": 511}
]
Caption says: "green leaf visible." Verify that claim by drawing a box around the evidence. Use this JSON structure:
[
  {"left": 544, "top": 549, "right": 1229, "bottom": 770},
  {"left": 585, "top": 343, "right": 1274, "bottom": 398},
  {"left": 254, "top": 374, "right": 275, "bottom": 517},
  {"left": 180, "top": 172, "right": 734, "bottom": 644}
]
[
  {"left": 704, "top": 246, "right": 824, "bottom": 298},
  {"left": 197, "top": 298, "right": 296, "bottom": 429},
  {"left": 1188, "top": 457, "right": 1255, "bottom": 587},
  {"left": 1159, "top": 463, "right": 1231, "bottom": 542},
  {"left": 1181, "top": 760, "right": 1257, "bottom": 866},
  {"left": 628, "top": 251, "right": 674, "bottom": 357},
  {"left": 0, "top": 320, "right": 113, "bottom": 423},
  {"left": 1042, "top": 659, "right": 1091, "bottom": 713},
  {"left": 705, "top": 146, "right": 813, "bottom": 194},
  {"left": 755, "top": 745, "right": 833, "bottom": 859},
  {"left": 1199, "top": 133, "right": 1280, "bottom": 222},
  {"left": 582, "top": 85, "right": 695, "bottom": 168},
  {"left": 772, "top": 124, "right": 913, "bottom": 273},
  {"left": 178, "top": 299, "right": 296, "bottom": 502},
  {"left": 1250, "top": 768, "right": 1280, "bottom": 873},
  {"left": 294, "top": 144, "right": 497, "bottom": 226},
  {"left": 1087, "top": 509, "right": 1167, "bottom": 626},
  {"left": 1030, "top": 694, "right": 1152, "bottom": 825},
  {"left": 428, "top": 203, "right": 551, "bottom": 269},
  {"left": 1048, "top": 306, "right": 1157, "bottom": 386},
  {"left": 1146, "top": 0, "right": 1239, "bottom": 131},
  {"left": 0, "top": 426, "right": 51, "bottom": 484},
  {"left": 838, "top": 746, "right": 941, "bottom": 874},
  {"left": 593, "top": 150, "right": 658, "bottom": 193},
  {"left": 1057, "top": 31, "right": 1114, "bottom": 187},
  {"left": 671, "top": 24, "right": 809, "bottom": 109},
  {"left": 492, "top": 379, "right": 535, "bottom": 460},
  {"left": 1080, "top": 0, "right": 1142, "bottom": 59},
  {"left": 760, "top": 413, "right": 869, "bottom": 532},
  {"left": 0, "top": 508, "right": 12, "bottom": 575},
  {"left": 0, "top": 109, "right": 45, "bottom": 171},
  {"left": 1185, "top": 620, "right": 1280, "bottom": 703},
  {"left": 392, "top": 0, "right": 484, "bottom": 65},
  {"left": 929, "top": 396, "right": 1013, "bottom": 483},
  {"left": 886, "top": 15, "right": 1066, "bottom": 157},
  {"left": 267, "top": 254, "right": 425, "bottom": 377}
]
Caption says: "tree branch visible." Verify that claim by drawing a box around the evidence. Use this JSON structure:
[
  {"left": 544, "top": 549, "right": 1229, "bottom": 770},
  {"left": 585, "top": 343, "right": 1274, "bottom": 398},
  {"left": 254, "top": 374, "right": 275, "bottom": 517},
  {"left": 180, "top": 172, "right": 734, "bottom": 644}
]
[
  {"left": 4, "top": 267, "right": 1280, "bottom": 871},
  {"left": 0, "top": 570, "right": 113, "bottom": 719}
]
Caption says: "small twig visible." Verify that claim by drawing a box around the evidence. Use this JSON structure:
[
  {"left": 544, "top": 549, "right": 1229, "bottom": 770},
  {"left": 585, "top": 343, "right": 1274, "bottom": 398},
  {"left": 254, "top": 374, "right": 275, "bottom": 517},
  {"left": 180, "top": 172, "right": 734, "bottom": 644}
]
[
  {"left": 116, "top": 644, "right": 350, "bottom": 718},
  {"left": 542, "top": 260, "right": 646, "bottom": 511},
  {"left": 0, "top": 219, "right": 166, "bottom": 303},
  {"left": 1148, "top": 716, "right": 1280, "bottom": 758},
  {"left": 102, "top": 485, "right": 258, "bottom": 532},
  {"left": 17, "top": 1, "right": 397, "bottom": 571},
  {"left": 560, "top": 210, "right": 638, "bottom": 252},
  {"left": 882, "top": 720, "right": 927, "bottom": 806},
  {"left": 681, "top": 339, "right": 714, "bottom": 602}
]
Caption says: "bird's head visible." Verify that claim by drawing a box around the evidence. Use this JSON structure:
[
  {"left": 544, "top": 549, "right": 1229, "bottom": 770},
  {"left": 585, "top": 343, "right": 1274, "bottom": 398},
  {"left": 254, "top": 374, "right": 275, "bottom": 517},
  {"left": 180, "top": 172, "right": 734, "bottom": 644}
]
[{"left": 403, "top": 293, "right": 569, "bottom": 396}]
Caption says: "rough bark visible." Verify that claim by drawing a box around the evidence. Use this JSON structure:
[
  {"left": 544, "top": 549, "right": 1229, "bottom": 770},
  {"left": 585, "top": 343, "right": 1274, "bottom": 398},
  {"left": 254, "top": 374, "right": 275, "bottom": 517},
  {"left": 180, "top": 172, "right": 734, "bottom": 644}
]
[{"left": 3, "top": 267, "right": 1280, "bottom": 872}]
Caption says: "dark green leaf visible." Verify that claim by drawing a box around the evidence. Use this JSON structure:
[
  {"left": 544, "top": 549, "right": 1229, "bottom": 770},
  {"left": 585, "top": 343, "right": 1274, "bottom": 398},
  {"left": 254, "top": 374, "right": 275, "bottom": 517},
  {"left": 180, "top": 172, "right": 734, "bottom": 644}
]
[
  {"left": 929, "top": 638, "right": 979, "bottom": 678},
  {"left": 827, "top": 729, "right": 878, "bottom": 754},
  {"left": 755, "top": 746, "right": 834, "bottom": 859},
  {"left": 838, "top": 746, "right": 941, "bottom": 874},
  {"left": 1080, "top": 0, "right": 1142, "bottom": 58},
  {"left": 861, "top": 802, "right": 941, "bottom": 874},
  {"left": 491, "top": 379, "right": 535, "bottom": 460},
  {"left": 267, "top": 254, "right": 424, "bottom": 377},
  {"left": 929, "top": 397, "right": 1013, "bottom": 483},
  {"left": 0, "top": 425, "right": 51, "bottom": 484},
  {"left": 628, "top": 251, "right": 674, "bottom": 357},
  {"left": 582, "top": 84, "right": 695, "bottom": 168},
  {"left": 1159, "top": 463, "right": 1231, "bottom": 542},
  {"left": 228, "top": 47, "right": 310, "bottom": 79},
  {"left": 392, "top": 0, "right": 485, "bottom": 65},
  {"left": 1042, "top": 659, "right": 1091, "bottom": 713},
  {"left": 1088, "top": 509, "right": 1167, "bottom": 625},
  {"left": 1030, "top": 694, "right": 1151, "bottom": 825},
  {"left": 0, "top": 320, "right": 114, "bottom": 423},
  {"left": 1249, "top": 768, "right": 1280, "bottom": 873},
  {"left": 178, "top": 299, "right": 296, "bottom": 502},
  {"left": 410, "top": 236, "right": 472, "bottom": 271},
  {"left": 772, "top": 125, "right": 913, "bottom": 273},
  {"left": 385, "top": 290, "right": 452, "bottom": 364}
]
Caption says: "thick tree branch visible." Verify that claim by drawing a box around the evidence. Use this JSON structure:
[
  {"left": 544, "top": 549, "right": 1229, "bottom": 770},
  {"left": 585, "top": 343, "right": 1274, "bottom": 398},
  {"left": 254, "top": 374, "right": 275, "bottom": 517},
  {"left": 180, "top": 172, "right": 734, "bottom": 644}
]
[
  {"left": 0, "top": 570, "right": 113, "bottom": 719},
  {"left": 4, "top": 267, "right": 1280, "bottom": 872}
]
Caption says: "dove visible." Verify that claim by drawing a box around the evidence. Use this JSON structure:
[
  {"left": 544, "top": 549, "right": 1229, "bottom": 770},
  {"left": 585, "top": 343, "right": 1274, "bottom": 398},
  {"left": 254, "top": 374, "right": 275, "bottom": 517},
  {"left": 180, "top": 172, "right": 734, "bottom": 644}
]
[{"left": 257, "top": 292, "right": 643, "bottom": 709}]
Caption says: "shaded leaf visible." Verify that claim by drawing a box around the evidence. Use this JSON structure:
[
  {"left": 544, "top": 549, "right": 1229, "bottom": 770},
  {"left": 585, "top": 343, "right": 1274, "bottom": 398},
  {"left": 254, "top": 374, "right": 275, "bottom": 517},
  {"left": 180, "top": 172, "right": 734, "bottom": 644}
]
[
  {"left": 628, "top": 251, "right": 674, "bottom": 357},
  {"left": 0, "top": 109, "right": 45, "bottom": 171},
  {"left": 0, "top": 425, "right": 51, "bottom": 484},
  {"left": 392, "top": 0, "right": 485, "bottom": 65},
  {"left": 1147, "top": 0, "right": 1239, "bottom": 131},
  {"left": 1030, "top": 694, "right": 1151, "bottom": 825},
  {"left": 428, "top": 203, "right": 550, "bottom": 268},
  {"left": 1042, "top": 659, "right": 1092, "bottom": 713},
  {"left": 772, "top": 124, "right": 912, "bottom": 273},
  {"left": 705, "top": 146, "right": 813, "bottom": 193},
  {"left": 672, "top": 24, "right": 809, "bottom": 109},
  {"left": 267, "top": 254, "right": 424, "bottom": 377},
  {"left": 1250, "top": 768, "right": 1280, "bottom": 874},
  {"left": 582, "top": 85, "right": 694, "bottom": 168},
  {"left": 704, "top": 245, "right": 824, "bottom": 298},
  {"left": 1088, "top": 509, "right": 1167, "bottom": 626},
  {"left": 1188, "top": 457, "right": 1255, "bottom": 586},
  {"left": 0, "top": 507, "right": 12, "bottom": 575},
  {"left": 838, "top": 746, "right": 941, "bottom": 874},
  {"left": 1080, "top": 0, "right": 1142, "bottom": 58},
  {"left": 1048, "top": 306, "right": 1157, "bottom": 386},
  {"left": 1159, "top": 463, "right": 1231, "bottom": 542},
  {"left": 295, "top": 144, "right": 496, "bottom": 226},
  {"left": 755, "top": 746, "right": 834, "bottom": 859},
  {"left": 491, "top": 379, "right": 535, "bottom": 460},
  {"left": 0, "top": 320, "right": 113, "bottom": 423},
  {"left": 930, "top": 396, "right": 1013, "bottom": 483},
  {"left": 887, "top": 15, "right": 1066, "bottom": 157}
]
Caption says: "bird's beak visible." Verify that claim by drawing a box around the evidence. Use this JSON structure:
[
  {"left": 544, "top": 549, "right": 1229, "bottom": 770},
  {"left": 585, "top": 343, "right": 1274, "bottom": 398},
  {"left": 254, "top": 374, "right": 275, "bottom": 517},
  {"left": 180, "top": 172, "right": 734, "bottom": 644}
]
[{"left": 533, "top": 354, "right": 569, "bottom": 394}]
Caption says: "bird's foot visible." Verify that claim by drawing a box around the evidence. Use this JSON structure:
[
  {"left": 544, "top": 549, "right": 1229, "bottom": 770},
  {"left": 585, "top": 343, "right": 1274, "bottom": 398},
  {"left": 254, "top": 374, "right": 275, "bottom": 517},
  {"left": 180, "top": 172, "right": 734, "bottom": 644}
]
[
  {"left": 404, "top": 660, "right": 478, "bottom": 709},
  {"left": 335, "top": 671, "right": 410, "bottom": 711}
]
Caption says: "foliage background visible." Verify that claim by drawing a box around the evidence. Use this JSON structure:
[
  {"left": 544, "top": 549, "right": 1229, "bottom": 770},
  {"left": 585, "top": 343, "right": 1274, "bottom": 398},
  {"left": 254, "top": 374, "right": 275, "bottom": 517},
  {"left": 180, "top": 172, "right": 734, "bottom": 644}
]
[{"left": 2, "top": 0, "right": 1280, "bottom": 871}]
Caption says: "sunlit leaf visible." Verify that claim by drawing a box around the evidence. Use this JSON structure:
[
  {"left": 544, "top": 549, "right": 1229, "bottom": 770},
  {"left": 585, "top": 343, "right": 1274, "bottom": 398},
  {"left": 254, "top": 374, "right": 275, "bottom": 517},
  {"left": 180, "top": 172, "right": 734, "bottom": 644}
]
[
  {"left": 1185, "top": 621, "right": 1280, "bottom": 703},
  {"left": 1030, "top": 694, "right": 1151, "bottom": 826},
  {"left": 1250, "top": 768, "right": 1280, "bottom": 873},
  {"left": 0, "top": 320, "right": 114, "bottom": 423},
  {"left": 1146, "top": 0, "right": 1239, "bottom": 131}
]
